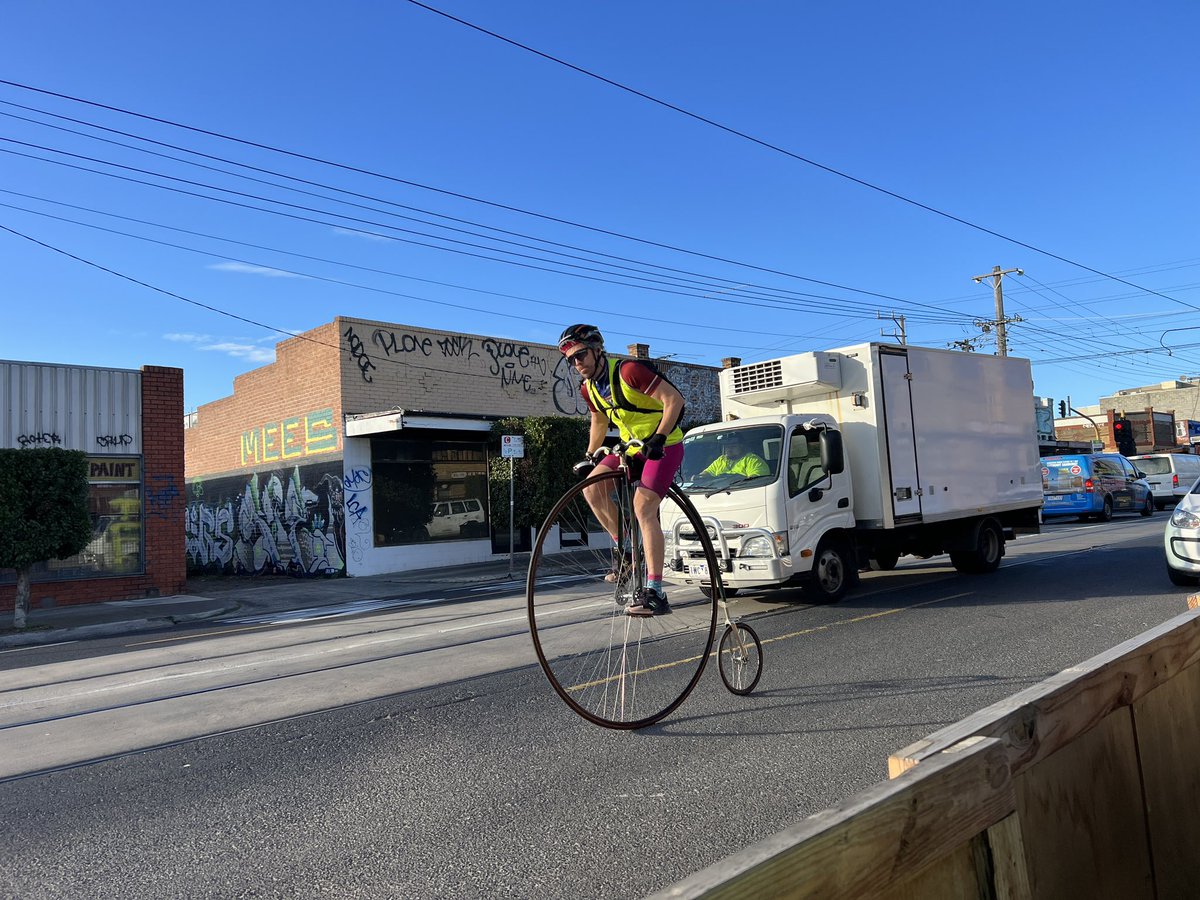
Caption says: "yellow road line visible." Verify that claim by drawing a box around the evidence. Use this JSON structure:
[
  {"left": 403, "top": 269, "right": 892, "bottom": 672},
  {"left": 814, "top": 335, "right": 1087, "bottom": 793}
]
[{"left": 566, "top": 592, "right": 973, "bottom": 692}]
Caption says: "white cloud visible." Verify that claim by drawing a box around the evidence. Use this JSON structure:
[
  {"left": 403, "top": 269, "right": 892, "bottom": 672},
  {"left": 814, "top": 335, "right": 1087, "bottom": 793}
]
[
  {"left": 332, "top": 226, "right": 391, "bottom": 242},
  {"left": 208, "top": 262, "right": 307, "bottom": 278},
  {"left": 198, "top": 342, "right": 277, "bottom": 363},
  {"left": 163, "top": 332, "right": 213, "bottom": 344}
]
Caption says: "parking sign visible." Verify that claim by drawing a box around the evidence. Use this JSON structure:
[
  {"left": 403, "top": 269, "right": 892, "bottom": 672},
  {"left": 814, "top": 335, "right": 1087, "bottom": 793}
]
[{"left": 501, "top": 434, "right": 525, "bottom": 458}]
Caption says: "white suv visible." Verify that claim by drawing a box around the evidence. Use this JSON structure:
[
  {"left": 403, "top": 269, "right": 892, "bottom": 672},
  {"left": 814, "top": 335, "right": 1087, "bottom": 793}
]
[{"left": 429, "top": 498, "right": 487, "bottom": 539}]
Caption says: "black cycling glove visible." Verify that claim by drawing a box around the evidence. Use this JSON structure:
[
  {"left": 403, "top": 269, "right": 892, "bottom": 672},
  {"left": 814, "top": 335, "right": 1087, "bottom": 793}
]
[{"left": 644, "top": 433, "right": 667, "bottom": 460}]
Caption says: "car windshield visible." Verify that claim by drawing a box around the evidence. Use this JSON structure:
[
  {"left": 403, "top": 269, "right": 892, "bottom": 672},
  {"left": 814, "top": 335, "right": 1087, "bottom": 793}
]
[
  {"left": 678, "top": 425, "right": 782, "bottom": 493},
  {"left": 1041, "top": 456, "right": 1088, "bottom": 491},
  {"left": 1133, "top": 458, "right": 1172, "bottom": 476}
]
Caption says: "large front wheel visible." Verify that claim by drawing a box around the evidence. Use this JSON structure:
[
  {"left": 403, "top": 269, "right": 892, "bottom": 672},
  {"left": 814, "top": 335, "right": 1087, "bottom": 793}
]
[{"left": 527, "top": 473, "right": 719, "bottom": 729}]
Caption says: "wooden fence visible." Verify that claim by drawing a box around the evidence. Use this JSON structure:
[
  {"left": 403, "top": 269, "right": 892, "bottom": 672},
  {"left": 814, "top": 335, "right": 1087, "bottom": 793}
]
[{"left": 652, "top": 603, "right": 1200, "bottom": 899}]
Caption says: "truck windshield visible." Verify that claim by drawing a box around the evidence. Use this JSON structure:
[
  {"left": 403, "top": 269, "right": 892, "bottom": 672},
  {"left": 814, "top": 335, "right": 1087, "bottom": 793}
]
[{"left": 678, "top": 425, "right": 783, "bottom": 493}]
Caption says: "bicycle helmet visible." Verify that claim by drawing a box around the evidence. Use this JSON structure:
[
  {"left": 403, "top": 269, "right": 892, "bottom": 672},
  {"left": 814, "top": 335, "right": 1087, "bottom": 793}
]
[{"left": 558, "top": 323, "right": 604, "bottom": 356}]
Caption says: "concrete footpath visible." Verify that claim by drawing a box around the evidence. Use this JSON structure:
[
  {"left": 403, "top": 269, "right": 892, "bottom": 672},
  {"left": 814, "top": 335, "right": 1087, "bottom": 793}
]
[{"left": 0, "top": 555, "right": 533, "bottom": 649}]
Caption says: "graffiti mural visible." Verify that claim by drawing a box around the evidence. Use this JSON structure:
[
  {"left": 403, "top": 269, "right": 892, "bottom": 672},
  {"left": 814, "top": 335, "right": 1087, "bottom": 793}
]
[{"left": 186, "top": 460, "right": 346, "bottom": 576}]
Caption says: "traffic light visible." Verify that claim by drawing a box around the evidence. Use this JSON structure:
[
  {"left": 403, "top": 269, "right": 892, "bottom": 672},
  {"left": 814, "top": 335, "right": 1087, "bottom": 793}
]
[
  {"left": 1057, "top": 400, "right": 1067, "bottom": 417},
  {"left": 1113, "top": 417, "right": 1137, "bottom": 455}
]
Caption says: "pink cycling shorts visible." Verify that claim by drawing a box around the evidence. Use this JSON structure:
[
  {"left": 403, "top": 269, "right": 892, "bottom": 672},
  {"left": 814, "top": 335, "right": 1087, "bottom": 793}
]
[{"left": 595, "top": 442, "right": 684, "bottom": 498}]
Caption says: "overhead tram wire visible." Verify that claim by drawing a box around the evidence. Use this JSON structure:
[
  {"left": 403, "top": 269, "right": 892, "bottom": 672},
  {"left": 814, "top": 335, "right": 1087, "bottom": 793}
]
[
  {"left": 399, "top": 1, "right": 1200, "bottom": 314},
  {"left": 0, "top": 222, "right": 791, "bottom": 376},
  {"left": 0, "top": 146, "right": 970, "bottom": 326},
  {"left": 0, "top": 99, "right": 953, "bottom": 318},
  {"left": 0, "top": 197, "right": 849, "bottom": 351},
  {"left": 0, "top": 79, "right": 966, "bottom": 314}
]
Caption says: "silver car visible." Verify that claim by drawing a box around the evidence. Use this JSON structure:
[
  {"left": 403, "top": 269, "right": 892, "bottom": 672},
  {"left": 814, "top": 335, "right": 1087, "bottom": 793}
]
[{"left": 1164, "top": 476, "right": 1200, "bottom": 585}]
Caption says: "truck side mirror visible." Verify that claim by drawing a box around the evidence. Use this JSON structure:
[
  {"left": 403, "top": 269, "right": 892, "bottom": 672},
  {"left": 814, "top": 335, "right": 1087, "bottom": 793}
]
[{"left": 820, "top": 430, "right": 845, "bottom": 475}]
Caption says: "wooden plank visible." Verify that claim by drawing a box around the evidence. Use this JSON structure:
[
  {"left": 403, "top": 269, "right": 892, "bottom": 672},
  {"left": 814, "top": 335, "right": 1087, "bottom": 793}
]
[
  {"left": 1132, "top": 659, "right": 1200, "bottom": 900},
  {"left": 649, "top": 737, "right": 1015, "bottom": 900},
  {"left": 877, "top": 841, "right": 982, "bottom": 900},
  {"left": 985, "top": 814, "right": 1032, "bottom": 900},
  {"left": 888, "top": 606, "right": 1200, "bottom": 777},
  {"left": 1015, "top": 707, "right": 1154, "bottom": 900}
]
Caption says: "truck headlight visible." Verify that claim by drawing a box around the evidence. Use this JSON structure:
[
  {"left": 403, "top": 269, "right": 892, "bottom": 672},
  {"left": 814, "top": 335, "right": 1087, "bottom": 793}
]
[
  {"left": 1171, "top": 507, "right": 1200, "bottom": 529},
  {"left": 740, "top": 532, "right": 788, "bottom": 558}
]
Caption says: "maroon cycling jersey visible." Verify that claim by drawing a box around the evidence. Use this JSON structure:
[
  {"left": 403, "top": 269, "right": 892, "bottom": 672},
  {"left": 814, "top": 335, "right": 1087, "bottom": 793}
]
[{"left": 580, "top": 359, "right": 662, "bottom": 413}]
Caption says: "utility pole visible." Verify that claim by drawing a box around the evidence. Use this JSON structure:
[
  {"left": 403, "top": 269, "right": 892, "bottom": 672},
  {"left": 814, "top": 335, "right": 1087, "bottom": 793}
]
[
  {"left": 972, "top": 265, "right": 1024, "bottom": 356},
  {"left": 877, "top": 310, "right": 906, "bottom": 345}
]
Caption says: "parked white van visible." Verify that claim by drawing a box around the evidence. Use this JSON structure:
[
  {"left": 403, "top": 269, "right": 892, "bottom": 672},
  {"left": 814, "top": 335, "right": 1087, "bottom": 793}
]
[{"left": 1128, "top": 453, "right": 1200, "bottom": 509}]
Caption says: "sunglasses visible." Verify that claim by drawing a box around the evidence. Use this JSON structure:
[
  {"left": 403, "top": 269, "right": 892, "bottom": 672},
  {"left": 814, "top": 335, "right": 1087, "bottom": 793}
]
[{"left": 566, "top": 348, "right": 591, "bottom": 365}]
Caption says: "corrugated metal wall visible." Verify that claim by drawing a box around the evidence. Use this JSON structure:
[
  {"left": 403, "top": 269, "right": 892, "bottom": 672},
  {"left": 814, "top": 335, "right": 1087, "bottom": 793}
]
[{"left": 0, "top": 361, "right": 143, "bottom": 453}]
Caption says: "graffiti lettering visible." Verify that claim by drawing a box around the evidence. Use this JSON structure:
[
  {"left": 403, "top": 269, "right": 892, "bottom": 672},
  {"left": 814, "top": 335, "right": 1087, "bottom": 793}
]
[
  {"left": 241, "top": 409, "right": 337, "bottom": 466},
  {"left": 435, "top": 335, "right": 479, "bottom": 361},
  {"left": 500, "top": 369, "right": 548, "bottom": 394},
  {"left": 344, "top": 326, "right": 376, "bottom": 383},
  {"left": 146, "top": 474, "right": 181, "bottom": 519},
  {"left": 17, "top": 432, "right": 61, "bottom": 447},
  {"left": 372, "top": 329, "right": 432, "bottom": 357},
  {"left": 480, "top": 339, "right": 548, "bottom": 377},
  {"left": 96, "top": 434, "right": 134, "bottom": 448},
  {"left": 552, "top": 356, "right": 589, "bottom": 416},
  {"left": 349, "top": 533, "right": 369, "bottom": 564},
  {"left": 186, "top": 464, "right": 346, "bottom": 576},
  {"left": 345, "top": 491, "right": 371, "bottom": 532},
  {"left": 343, "top": 466, "right": 373, "bottom": 490}
]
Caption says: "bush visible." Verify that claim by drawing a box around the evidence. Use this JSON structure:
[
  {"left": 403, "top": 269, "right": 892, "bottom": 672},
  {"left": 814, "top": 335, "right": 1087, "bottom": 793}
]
[{"left": 489, "top": 417, "right": 589, "bottom": 531}]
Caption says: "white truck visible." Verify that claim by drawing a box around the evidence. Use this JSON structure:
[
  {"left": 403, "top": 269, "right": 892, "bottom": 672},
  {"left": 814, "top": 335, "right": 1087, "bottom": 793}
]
[{"left": 664, "top": 342, "right": 1043, "bottom": 601}]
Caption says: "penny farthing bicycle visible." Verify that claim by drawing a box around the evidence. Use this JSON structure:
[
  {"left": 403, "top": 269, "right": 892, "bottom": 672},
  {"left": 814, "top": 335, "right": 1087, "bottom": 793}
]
[{"left": 526, "top": 440, "right": 763, "bottom": 729}]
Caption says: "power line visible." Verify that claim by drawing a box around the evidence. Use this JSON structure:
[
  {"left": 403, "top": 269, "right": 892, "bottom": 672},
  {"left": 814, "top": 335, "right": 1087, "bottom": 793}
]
[{"left": 399, "top": 0, "right": 1194, "bottom": 309}]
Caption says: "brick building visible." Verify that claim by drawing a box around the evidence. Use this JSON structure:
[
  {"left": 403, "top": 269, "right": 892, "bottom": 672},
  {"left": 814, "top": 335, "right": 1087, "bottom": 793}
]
[
  {"left": 184, "top": 317, "right": 722, "bottom": 578},
  {"left": 0, "top": 361, "right": 186, "bottom": 611}
]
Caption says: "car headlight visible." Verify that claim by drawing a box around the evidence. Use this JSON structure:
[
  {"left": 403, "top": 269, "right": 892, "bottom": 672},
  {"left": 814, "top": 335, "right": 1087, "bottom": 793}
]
[
  {"left": 739, "top": 532, "right": 789, "bottom": 558},
  {"left": 1170, "top": 507, "right": 1200, "bottom": 529}
]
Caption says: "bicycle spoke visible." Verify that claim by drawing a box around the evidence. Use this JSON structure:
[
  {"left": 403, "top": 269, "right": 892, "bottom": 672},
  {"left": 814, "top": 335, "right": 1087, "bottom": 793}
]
[{"left": 527, "top": 470, "right": 719, "bottom": 729}]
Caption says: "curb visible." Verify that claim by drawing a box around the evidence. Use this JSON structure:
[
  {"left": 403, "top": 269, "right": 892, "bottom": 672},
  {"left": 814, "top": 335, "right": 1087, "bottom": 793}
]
[{"left": 0, "top": 603, "right": 240, "bottom": 650}]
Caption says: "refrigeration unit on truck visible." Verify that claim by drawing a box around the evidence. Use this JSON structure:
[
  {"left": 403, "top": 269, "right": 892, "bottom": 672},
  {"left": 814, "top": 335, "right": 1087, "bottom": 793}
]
[{"left": 663, "top": 342, "right": 1043, "bottom": 602}]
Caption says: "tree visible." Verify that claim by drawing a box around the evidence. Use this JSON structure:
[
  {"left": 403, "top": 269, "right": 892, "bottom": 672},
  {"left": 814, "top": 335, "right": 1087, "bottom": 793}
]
[
  {"left": 0, "top": 448, "right": 93, "bottom": 629},
  {"left": 489, "top": 417, "right": 589, "bottom": 531}
]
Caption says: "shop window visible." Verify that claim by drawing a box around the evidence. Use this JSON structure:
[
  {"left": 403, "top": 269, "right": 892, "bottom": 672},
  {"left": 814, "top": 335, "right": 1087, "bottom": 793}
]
[
  {"left": 6, "top": 456, "right": 145, "bottom": 582},
  {"left": 372, "top": 434, "right": 490, "bottom": 545}
]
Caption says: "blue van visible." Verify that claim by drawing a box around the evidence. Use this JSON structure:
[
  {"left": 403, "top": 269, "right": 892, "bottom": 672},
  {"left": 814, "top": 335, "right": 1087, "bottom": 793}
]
[{"left": 1040, "top": 453, "right": 1154, "bottom": 521}]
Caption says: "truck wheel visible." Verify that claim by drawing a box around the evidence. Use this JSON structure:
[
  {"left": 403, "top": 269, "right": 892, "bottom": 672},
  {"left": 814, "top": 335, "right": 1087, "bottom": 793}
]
[
  {"left": 869, "top": 549, "right": 900, "bottom": 571},
  {"left": 807, "top": 539, "right": 852, "bottom": 603},
  {"left": 701, "top": 584, "right": 739, "bottom": 601},
  {"left": 950, "top": 519, "right": 1003, "bottom": 574}
]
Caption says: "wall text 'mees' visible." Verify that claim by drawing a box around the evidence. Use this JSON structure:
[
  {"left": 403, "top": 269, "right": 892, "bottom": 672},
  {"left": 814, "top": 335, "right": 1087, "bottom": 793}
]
[{"left": 240, "top": 408, "right": 338, "bottom": 466}]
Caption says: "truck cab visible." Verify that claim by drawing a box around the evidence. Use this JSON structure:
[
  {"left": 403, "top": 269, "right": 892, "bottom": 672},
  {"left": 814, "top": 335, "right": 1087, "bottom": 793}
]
[{"left": 668, "top": 414, "right": 852, "bottom": 598}]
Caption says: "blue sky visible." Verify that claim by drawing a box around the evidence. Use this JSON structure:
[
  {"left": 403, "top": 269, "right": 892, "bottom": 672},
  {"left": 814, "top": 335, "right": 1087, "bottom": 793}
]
[{"left": 2, "top": 1, "right": 1198, "bottom": 414}]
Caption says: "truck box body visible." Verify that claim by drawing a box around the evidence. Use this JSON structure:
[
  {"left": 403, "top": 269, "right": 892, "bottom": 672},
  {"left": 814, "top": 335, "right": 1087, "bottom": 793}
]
[
  {"left": 720, "top": 343, "right": 1043, "bottom": 529},
  {"left": 667, "top": 343, "right": 1043, "bottom": 599}
]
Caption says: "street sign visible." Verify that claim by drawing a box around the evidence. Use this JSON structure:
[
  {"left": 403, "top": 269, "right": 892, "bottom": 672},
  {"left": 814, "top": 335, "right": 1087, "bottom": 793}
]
[{"left": 501, "top": 434, "right": 525, "bottom": 458}]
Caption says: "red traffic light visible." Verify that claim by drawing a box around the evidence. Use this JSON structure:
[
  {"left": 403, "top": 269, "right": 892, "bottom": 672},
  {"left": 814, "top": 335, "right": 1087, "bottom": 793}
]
[{"left": 1114, "top": 422, "right": 1124, "bottom": 430}]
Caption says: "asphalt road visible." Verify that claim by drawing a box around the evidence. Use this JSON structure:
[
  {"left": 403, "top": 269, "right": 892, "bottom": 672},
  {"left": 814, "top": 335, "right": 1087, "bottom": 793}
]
[{"left": 0, "top": 515, "right": 1188, "bottom": 899}]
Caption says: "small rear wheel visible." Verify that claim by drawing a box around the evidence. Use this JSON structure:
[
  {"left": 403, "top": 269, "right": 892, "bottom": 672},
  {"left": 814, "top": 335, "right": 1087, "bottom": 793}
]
[{"left": 718, "top": 622, "right": 762, "bottom": 695}]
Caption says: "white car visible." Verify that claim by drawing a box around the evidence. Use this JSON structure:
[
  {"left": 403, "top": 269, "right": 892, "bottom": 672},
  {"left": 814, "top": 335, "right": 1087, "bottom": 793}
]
[
  {"left": 428, "top": 498, "right": 487, "bottom": 539},
  {"left": 1164, "top": 477, "right": 1200, "bottom": 585}
]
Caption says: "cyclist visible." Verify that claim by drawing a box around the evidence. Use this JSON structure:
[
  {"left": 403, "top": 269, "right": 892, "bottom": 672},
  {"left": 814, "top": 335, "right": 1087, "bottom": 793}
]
[
  {"left": 559, "top": 324, "right": 685, "bottom": 617},
  {"left": 701, "top": 431, "right": 769, "bottom": 478}
]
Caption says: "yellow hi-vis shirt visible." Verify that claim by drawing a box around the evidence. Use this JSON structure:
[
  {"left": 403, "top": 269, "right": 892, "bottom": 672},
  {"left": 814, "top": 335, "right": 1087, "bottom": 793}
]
[{"left": 704, "top": 453, "right": 769, "bottom": 477}]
